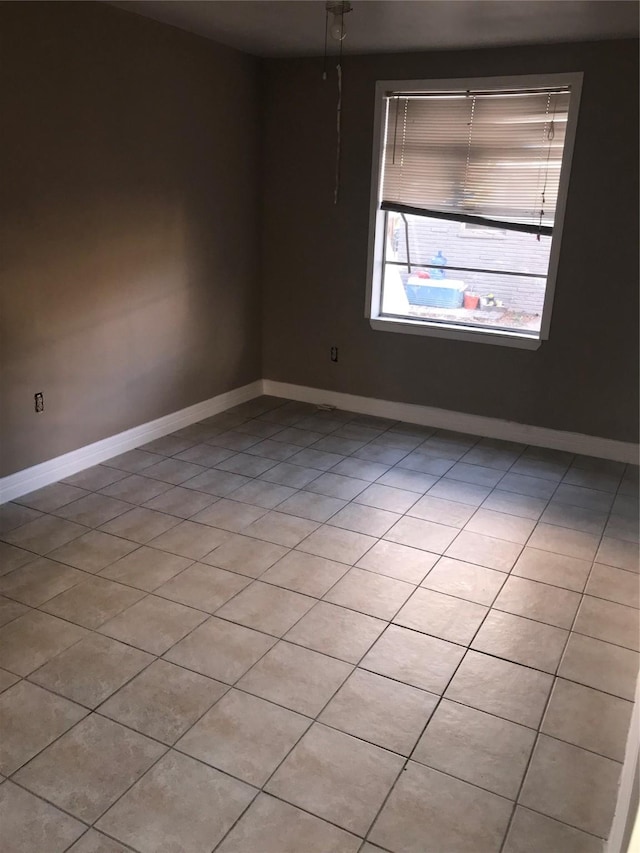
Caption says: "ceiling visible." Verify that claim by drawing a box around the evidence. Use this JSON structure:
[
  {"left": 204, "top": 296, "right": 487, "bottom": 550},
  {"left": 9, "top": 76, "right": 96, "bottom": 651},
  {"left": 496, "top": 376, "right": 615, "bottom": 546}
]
[{"left": 111, "top": 0, "right": 639, "bottom": 58}]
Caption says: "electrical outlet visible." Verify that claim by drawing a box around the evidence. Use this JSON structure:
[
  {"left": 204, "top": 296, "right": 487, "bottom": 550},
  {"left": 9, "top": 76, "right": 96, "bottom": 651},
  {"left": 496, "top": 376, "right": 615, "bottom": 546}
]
[
  {"left": 34, "top": 392, "right": 44, "bottom": 413},
  {"left": 330, "top": 346, "right": 339, "bottom": 363}
]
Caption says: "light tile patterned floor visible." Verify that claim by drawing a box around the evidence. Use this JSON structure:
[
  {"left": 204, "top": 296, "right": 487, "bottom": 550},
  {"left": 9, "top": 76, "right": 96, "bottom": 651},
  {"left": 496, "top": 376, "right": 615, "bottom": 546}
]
[{"left": 0, "top": 395, "right": 638, "bottom": 853}]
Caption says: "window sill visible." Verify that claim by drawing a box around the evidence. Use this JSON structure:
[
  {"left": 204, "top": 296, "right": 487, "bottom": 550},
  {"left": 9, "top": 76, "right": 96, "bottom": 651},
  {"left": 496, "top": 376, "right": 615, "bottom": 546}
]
[{"left": 369, "top": 316, "right": 543, "bottom": 349}]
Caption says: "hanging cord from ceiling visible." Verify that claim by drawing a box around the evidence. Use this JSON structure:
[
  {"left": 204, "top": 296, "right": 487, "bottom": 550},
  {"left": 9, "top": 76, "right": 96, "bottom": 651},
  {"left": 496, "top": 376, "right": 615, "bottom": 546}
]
[
  {"left": 323, "top": 2, "right": 352, "bottom": 204},
  {"left": 334, "top": 47, "right": 343, "bottom": 204}
]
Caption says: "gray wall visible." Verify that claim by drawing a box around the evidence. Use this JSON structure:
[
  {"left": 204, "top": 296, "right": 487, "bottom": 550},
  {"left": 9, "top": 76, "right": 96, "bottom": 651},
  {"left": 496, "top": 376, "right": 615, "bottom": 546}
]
[
  {"left": 261, "top": 41, "right": 639, "bottom": 443},
  {"left": 0, "top": 2, "right": 262, "bottom": 477},
  {"left": 2, "top": 9, "right": 637, "bottom": 482}
]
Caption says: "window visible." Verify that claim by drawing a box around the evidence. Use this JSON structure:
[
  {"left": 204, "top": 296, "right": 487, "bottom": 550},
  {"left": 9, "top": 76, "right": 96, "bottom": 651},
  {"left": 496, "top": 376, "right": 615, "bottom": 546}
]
[
  {"left": 366, "top": 74, "right": 582, "bottom": 348},
  {"left": 458, "top": 222, "right": 506, "bottom": 239}
]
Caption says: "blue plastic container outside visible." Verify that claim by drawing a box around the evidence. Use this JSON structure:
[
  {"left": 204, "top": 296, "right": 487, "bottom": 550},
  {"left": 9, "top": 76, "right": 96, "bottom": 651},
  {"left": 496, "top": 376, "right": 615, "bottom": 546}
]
[
  {"left": 430, "top": 250, "right": 447, "bottom": 280},
  {"left": 404, "top": 281, "right": 465, "bottom": 308}
]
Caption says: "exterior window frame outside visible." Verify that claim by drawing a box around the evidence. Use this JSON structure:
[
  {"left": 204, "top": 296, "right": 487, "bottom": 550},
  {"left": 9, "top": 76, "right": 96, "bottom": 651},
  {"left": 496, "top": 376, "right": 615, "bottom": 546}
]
[
  {"left": 458, "top": 222, "right": 507, "bottom": 239},
  {"left": 365, "top": 73, "right": 584, "bottom": 350}
]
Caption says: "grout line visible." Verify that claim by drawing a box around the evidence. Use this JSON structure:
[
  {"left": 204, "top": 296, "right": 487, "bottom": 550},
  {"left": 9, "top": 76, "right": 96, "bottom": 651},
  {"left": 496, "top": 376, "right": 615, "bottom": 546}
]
[
  {"left": 210, "top": 586, "right": 432, "bottom": 845},
  {"left": 497, "top": 463, "right": 632, "bottom": 852},
  {"left": 1, "top": 398, "right": 637, "bottom": 852},
  {"left": 62, "top": 826, "right": 139, "bottom": 853},
  {"left": 359, "top": 552, "right": 509, "bottom": 845},
  {"left": 8, "top": 776, "right": 95, "bottom": 829}
]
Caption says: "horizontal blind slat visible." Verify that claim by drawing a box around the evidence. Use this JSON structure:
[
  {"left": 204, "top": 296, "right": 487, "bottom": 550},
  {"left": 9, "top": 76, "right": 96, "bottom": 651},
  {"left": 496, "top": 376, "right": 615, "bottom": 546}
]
[{"left": 382, "top": 89, "right": 570, "bottom": 228}]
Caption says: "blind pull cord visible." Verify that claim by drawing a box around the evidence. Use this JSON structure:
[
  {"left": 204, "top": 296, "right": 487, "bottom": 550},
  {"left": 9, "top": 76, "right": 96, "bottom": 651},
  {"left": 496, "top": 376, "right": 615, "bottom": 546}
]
[
  {"left": 391, "top": 95, "right": 400, "bottom": 165},
  {"left": 537, "top": 94, "right": 557, "bottom": 240},
  {"left": 463, "top": 93, "right": 476, "bottom": 208},
  {"left": 537, "top": 96, "right": 558, "bottom": 239}
]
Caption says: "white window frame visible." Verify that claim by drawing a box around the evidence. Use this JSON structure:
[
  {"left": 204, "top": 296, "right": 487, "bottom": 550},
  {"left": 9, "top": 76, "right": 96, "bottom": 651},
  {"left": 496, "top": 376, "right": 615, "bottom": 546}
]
[
  {"left": 458, "top": 222, "right": 507, "bottom": 240},
  {"left": 365, "top": 73, "right": 583, "bottom": 350}
]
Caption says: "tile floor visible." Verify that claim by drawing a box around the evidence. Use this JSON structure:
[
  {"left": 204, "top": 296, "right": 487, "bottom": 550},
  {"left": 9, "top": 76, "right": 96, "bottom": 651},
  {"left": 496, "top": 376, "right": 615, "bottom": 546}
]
[{"left": 0, "top": 395, "right": 638, "bottom": 853}]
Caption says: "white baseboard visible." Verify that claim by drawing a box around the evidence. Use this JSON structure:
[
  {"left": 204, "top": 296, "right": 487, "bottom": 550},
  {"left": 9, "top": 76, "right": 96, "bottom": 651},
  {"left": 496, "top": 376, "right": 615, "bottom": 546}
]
[
  {"left": 2, "top": 377, "right": 637, "bottom": 504},
  {"left": 263, "top": 380, "right": 638, "bottom": 464},
  {"left": 0, "top": 380, "right": 263, "bottom": 504}
]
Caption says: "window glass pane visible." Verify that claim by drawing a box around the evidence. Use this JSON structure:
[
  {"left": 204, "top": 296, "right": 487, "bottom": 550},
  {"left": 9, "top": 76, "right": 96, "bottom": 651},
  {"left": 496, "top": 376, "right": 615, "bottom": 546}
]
[
  {"left": 381, "top": 262, "right": 546, "bottom": 334},
  {"left": 388, "top": 212, "right": 551, "bottom": 277}
]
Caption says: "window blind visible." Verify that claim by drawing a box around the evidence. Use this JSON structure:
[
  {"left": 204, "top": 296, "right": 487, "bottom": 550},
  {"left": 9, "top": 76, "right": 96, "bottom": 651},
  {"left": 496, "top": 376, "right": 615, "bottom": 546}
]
[{"left": 380, "top": 88, "right": 571, "bottom": 235}]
